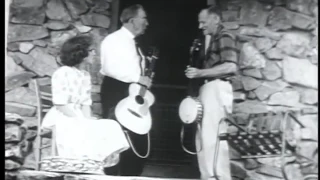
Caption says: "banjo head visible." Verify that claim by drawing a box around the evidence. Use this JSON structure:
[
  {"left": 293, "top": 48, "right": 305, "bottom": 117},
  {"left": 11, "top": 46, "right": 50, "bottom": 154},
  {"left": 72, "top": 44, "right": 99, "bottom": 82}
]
[{"left": 179, "top": 96, "right": 203, "bottom": 124}]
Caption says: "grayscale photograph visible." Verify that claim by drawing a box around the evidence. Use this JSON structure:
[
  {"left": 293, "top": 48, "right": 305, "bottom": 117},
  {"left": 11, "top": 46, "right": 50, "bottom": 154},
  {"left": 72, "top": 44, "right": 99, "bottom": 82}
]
[{"left": 5, "top": 0, "right": 318, "bottom": 179}]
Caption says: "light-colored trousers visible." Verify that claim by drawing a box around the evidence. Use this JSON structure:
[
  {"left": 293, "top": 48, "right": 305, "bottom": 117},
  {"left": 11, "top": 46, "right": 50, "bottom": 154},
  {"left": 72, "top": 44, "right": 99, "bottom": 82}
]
[{"left": 195, "top": 79, "right": 233, "bottom": 180}]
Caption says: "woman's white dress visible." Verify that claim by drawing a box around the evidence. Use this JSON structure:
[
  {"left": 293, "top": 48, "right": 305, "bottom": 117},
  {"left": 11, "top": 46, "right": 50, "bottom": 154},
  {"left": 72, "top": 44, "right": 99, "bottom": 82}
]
[{"left": 41, "top": 66, "right": 129, "bottom": 166}]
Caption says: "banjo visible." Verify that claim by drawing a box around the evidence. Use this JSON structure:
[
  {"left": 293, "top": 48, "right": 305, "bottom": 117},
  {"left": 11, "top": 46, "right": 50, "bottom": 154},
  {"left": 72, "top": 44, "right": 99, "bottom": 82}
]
[
  {"left": 179, "top": 38, "right": 204, "bottom": 124},
  {"left": 179, "top": 38, "right": 204, "bottom": 155}
]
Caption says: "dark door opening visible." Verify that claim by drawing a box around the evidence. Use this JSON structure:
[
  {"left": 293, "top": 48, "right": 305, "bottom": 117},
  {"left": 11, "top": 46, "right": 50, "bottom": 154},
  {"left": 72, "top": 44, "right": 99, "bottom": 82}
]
[
  {"left": 117, "top": 0, "right": 207, "bottom": 178},
  {"left": 119, "top": 0, "right": 207, "bottom": 86}
]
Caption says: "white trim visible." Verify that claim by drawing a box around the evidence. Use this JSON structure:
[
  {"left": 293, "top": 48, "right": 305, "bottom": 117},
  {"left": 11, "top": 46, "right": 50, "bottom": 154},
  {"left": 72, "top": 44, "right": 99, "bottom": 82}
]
[{"left": 5, "top": 0, "right": 12, "bottom": 77}]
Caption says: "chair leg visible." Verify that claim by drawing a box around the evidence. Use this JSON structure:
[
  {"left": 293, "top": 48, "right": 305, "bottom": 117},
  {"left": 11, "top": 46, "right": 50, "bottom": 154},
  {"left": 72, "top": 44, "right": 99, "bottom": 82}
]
[
  {"left": 51, "top": 126, "right": 57, "bottom": 156},
  {"left": 34, "top": 135, "right": 42, "bottom": 171}
]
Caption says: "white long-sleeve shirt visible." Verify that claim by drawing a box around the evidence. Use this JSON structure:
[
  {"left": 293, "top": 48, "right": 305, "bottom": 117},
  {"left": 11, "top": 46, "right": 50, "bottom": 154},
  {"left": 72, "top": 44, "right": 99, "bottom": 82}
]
[{"left": 100, "top": 27, "right": 145, "bottom": 83}]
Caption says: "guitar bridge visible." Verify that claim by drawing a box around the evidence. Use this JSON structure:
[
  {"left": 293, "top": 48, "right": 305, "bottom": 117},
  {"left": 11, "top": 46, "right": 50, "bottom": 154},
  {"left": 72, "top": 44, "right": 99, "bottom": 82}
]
[{"left": 128, "top": 108, "right": 142, "bottom": 118}]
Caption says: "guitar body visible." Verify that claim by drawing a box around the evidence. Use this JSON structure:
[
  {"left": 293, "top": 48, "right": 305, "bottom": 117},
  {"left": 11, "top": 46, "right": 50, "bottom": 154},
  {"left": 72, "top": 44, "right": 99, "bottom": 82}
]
[
  {"left": 115, "top": 83, "right": 155, "bottom": 135},
  {"left": 115, "top": 47, "right": 159, "bottom": 136}
]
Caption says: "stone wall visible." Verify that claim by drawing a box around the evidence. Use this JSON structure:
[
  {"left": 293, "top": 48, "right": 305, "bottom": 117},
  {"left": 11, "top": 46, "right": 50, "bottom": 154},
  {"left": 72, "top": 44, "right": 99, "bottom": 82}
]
[
  {"left": 5, "top": 0, "right": 112, "bottom": 174},
  {"left": 220, "top": 0, "right": 318, "bottom": 179},
  {"left": 5, "top": 113, "right": 29, "bottom": 179},
  {"left": 5, "top": 0, "right": 318, "bottom": 179}
]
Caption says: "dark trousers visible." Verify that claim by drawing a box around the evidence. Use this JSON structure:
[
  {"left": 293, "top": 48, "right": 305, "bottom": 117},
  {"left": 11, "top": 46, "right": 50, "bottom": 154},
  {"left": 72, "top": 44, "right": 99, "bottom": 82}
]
[{"left": 100, "top": 76, "right": 147, "bottom": 176}]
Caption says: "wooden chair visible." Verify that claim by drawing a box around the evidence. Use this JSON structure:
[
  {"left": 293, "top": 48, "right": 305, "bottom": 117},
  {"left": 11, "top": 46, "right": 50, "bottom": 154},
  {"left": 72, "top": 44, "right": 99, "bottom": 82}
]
[
  {"left": 32, "top": 79, "right": 57, "bottom": 171},
  {"left": 213, "top": 110, "right": 317, "bottom": 180}
]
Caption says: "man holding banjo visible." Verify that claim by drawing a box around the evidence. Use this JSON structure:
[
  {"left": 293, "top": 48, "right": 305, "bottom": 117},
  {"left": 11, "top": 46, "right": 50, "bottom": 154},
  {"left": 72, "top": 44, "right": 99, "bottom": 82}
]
[{"left": 180, "top": 5, "right": 238, "bottom": 180}]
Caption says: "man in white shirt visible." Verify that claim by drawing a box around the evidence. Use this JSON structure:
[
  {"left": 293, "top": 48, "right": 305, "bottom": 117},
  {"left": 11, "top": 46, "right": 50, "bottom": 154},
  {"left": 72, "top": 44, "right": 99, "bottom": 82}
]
[{"left": 99, "top": 4, "right": 151, "bottom": 176}]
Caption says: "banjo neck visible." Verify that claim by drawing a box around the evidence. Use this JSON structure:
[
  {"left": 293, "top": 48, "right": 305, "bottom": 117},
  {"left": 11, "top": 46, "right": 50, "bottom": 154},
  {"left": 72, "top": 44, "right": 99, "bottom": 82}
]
[{"left": 187, "top": 38, "right": 203, "bottom": 97}]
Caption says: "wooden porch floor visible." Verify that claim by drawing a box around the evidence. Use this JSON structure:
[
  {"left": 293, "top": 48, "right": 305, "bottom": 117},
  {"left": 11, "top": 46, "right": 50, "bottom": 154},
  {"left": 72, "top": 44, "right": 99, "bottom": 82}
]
[{"left": 15, "top": 170, "right": 199, "bottom": 180}]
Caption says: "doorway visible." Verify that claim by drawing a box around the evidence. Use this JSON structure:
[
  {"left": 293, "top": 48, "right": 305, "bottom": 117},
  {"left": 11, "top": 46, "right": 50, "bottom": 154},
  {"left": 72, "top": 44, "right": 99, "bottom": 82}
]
[
  {"left": 117, "top": 0, "right": 207, "bottom": 178},
  {"left": 119, "top": 0, "right": 207, "bottom": 86}
]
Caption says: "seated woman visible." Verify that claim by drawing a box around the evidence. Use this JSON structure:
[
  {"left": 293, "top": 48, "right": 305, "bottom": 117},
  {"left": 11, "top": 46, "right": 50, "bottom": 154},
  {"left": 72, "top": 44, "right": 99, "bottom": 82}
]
[{"left": 41, "top": 35, "right": 129, "bottom": 174}]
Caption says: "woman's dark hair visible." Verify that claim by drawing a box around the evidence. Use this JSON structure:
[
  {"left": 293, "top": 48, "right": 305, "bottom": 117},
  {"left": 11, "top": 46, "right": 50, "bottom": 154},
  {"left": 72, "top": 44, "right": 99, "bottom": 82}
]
[
  {"left": 60, "top": 35, "right": 93, "bottom": 66},
  {"left": 120, "top": 4, "right": 144, "bottom": 24}
]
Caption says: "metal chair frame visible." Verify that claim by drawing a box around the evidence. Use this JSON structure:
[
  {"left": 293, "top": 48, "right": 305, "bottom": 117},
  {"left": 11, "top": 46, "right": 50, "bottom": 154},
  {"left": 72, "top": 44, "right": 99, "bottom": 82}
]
[{"left": 213, "top": 111, "right": 318, "bottom": 180}]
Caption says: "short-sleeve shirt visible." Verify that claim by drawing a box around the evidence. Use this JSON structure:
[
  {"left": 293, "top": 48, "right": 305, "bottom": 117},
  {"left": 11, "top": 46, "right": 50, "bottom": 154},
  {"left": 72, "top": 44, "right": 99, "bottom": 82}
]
[
  {"left": 203, "top": 26, "right": 238, "bottom": 69},
  {"left": 51, "top": 66, "right": 92, "bottom": 106}
]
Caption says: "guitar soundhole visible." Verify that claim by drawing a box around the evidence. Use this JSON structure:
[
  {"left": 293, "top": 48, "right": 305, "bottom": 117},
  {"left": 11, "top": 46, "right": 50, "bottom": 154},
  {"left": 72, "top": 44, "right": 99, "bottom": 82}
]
[{"left": 135, "top": 96, "right": 144, "bottom": 105}]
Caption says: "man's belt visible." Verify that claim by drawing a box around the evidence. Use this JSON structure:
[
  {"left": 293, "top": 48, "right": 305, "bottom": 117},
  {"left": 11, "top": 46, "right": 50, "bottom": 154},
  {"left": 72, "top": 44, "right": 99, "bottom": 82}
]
[{"left": 204, "top": 76, "right": 233, "bottom": 83}]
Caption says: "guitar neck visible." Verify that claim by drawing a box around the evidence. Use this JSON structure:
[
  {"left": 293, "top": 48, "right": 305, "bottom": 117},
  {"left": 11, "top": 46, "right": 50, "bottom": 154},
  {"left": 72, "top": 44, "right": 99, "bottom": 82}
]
[{"left": 139, "top": 55, "right": 157, "bottom": 96}]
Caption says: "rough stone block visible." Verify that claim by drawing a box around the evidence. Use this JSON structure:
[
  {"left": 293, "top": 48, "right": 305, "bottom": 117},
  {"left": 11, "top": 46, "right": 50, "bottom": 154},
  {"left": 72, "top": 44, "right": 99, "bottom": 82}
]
[
  {"left": 222, "top": 22, "right": 240, "bottom": 30},
  {"left": 12, "top": 0, "right": 44, "bottom": 8},
  {"left": 32, "top": 40, "right": 47, "bottom": 48},
  {"left": 5, "top": 71, "right": 36, "bottom": 92},
  {"left": 5, "top": 144, "right": 23, "bottom": 160},
  {"left": 5, "top": 124, "right": 22, "bottom": 142},
  {"left": 45, "top": 20, "right": 70, "bottom": 30},
  {"left": 5, "top": 102, "right": 36, "bottom": 117},
  {"left": 276, "top": 31, "right": 311, "bottom": 58},
  {"left": 5, "top": 112, "right": 24, "bottom": 125},
  {"left": 19, "top": 42, "right": 35, "bottom": 54},
  {"left": 73, "top": 21, "right": 92, "bottom": 33},
  {"left": 268, "top": 7, "right": 293, "bottom": 31},
  {"left": 287, "top": 0, "right": 314, "bottom": 16},
  {"left": 300, "top": 89, "right": 318, "bottom": 105},
  {"left": 268, "top": 91, "right": 301, "bottom": 107},
  {"left": 46, "top": 0, "right": 72, "bottom": 21},
  {"left": 6, "top": 55, "right": 25, "bottom": 77},
  {"left": 65, "top": 0, "right": 89, "bottom": 19},
  {"left": 239, "top": 43, "right": 266, "bottom": 69},
  {"left": 7, "top": 42, "right": 20, "bottom": 52},
  {"left": 234, "top": 100, "right": 268, "bottom": 114},
  {"left": 5, "top": 160, "right": 21, "bottom": 170},
  {"left": 8, "top": 24, "right": 49, "bottom": 43},
  {"left": 265, "top": 48, "right": 283, "bottom": 60},
  {"left": 241, "top": 76, "right": 262, "bottom": 91},
  {"left": 261, "top": 60, "right": 282, "bottom": 81},
  {"left": 222, "top": 10, "right": 239, "bottom": 22},
  {"left": 11, "top": 48, "right": 59, "bottom": 77},
  {"left": 6, "top": 87, "right": 37, "bottom": 107},
  {"left": 50, "top": 29, "right": 78, "bottom": 47},
  {"left": 21, "top": 116, "right": 37, "bottom": 129},
  {"left": 254, "top": 38, "right": 276, "bottom": 53},
  {"left": 81, "top": 13, "right": 111, "bottom": 28},
  {"left": 239, "top": 27, "right": 282, "bottom": 40},
  {"left": 10, "top": 5, "right": 45, "bottom": 25},
  {"left": 240, "top": 0, "right": 269, "bottom": 27},
  {"left": 254, "top": 80, "right": 289, "bottom": 101},
  {"left": 242, "top": 69, "right": 263, "bottom": 79},
  {"left": 283, "top": 56, "right": 317, "bottom": 89}
]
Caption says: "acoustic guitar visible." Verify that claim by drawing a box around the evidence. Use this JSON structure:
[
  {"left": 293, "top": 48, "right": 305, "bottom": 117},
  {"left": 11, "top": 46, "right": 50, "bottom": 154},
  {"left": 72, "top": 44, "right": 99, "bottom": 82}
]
[{"left": 115, "top": 47, "right": 159, "bottom": 135}]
